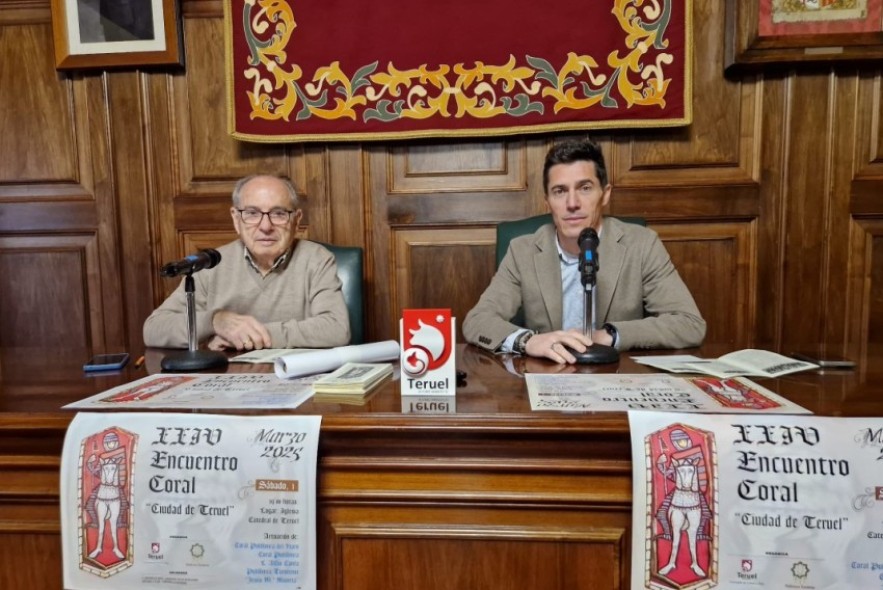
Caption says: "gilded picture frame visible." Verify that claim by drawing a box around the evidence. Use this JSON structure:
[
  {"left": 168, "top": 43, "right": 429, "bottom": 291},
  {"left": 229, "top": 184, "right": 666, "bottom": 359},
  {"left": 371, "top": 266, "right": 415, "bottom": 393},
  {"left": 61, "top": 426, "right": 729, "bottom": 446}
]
[
  {"left": 51, "top": 0, "right": 183, "bottom": 69},
  {"left": 725, "top": 0, "right": 883, "bottom": 70}
]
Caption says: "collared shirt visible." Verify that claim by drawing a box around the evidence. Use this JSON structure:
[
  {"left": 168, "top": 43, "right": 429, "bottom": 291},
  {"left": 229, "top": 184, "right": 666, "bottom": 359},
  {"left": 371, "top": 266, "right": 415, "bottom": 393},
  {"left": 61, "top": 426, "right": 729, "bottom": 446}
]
[
  {"left": 500, "top": 226, "right": 618, "bottom": 352},
  {"left": 243, "top": 246, "right": 291, "bottom": 276}
]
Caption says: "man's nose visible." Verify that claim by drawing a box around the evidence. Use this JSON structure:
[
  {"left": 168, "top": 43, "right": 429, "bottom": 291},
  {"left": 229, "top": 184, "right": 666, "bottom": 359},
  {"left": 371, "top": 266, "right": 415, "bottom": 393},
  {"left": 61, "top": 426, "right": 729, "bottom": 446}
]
[
  {"left": 258, "top": 214, "right": 275, "bottom": 230},
  {"left": 565, "top": 190, "right": 581, "bottom": 209}
]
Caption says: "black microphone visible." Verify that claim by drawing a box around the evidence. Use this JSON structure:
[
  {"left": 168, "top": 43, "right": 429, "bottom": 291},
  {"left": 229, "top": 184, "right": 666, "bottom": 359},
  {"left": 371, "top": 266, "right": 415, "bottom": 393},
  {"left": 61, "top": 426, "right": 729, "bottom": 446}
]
[
  {"left": 578, "top": 228, "right": 600, "bottom": 287},
  {"left": 160, "top": 249, "right": 221, "bottom": 278}
]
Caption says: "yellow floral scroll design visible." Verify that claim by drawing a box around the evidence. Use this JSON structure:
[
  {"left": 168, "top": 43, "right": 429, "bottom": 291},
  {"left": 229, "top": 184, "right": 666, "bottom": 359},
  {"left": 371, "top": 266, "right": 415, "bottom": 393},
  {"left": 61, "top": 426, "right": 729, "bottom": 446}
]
[{"left": 239, "top": 0, "right": 679, "bottom": 124}]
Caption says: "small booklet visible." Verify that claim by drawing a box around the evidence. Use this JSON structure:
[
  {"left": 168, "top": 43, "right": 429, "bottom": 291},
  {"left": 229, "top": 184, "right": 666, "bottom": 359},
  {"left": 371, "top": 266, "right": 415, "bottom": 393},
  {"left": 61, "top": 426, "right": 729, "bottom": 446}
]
[
  {"left": 230, "top": 349, "right": 313, "bottom": 364},
  {"left": 313, "top": 362, "right": 394, "bottom": 394},
  {"left": 633, "top": 349, "right": 818, "bottom": 379}
]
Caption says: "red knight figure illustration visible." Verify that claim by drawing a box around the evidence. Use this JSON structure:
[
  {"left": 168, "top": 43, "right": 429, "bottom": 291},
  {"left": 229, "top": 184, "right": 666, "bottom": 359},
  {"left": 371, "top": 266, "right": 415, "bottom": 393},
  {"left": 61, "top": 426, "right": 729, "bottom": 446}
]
[
  {"left": 647, "top": 424, "right": 717, "bottom": 589},
  {"left": 80, "top": 427, "right": 137, "bottom": 576},
  {"left": 690, "top": 377, "right": 778, "bottom": 411}
]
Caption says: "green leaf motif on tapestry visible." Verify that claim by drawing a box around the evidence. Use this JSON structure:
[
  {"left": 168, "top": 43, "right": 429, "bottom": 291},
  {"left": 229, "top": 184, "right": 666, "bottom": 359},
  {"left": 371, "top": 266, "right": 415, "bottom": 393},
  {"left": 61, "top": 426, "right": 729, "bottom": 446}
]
[
  {"left": 351, "top": 61, "right": 379, "bottom": 93},
  {"left": 526, "top": 56, "right": 558, "bottom": 86},
  {"left": 293, "top": 83, "right": 329, "bottom": 121},
  {"left": 364, "top": 100, "right": 405, "bottom": 122},
  {"left": 581, "top": 79, "right": 618, "bottom": 109},
  {"left": 501, "top": 95, "right": 544, "bottom": 117}
]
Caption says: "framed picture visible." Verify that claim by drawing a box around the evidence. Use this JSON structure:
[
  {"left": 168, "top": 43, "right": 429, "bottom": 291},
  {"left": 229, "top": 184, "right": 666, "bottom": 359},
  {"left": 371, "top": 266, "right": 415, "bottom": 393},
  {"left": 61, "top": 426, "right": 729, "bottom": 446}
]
[
  {"left": 51, "top": 0, "right": 183, "bottom": 69},
  {"left": 725, "top": 0, "right": 883, "bottom": 70}
]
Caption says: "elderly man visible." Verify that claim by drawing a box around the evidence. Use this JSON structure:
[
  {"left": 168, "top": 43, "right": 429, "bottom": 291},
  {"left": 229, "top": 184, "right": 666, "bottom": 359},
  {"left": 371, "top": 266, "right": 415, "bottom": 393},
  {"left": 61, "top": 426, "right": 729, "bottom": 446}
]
[
  {"left": 463, "top": 137, "right": 705, "bottom": 363},
  {"left": 143, "top": 174, "right": 350, "bottom": 350}
]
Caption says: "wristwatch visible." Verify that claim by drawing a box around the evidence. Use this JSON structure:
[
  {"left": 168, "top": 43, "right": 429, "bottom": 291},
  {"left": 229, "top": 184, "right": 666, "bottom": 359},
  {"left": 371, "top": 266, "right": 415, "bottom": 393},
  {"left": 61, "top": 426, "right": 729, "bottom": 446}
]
[
  {"left": 602, "top": 323, "right": 618, "bottom": 347},
  {"left": 513, "top": 330, "right": 535, "bottom": 355}
]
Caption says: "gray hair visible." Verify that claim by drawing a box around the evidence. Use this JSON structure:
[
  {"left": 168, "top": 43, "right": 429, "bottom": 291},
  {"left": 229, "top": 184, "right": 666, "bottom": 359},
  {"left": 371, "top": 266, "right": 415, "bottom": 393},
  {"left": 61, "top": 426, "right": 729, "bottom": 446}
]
[{"left": 232, "top": 175, "right": 299, "bottom": 209}]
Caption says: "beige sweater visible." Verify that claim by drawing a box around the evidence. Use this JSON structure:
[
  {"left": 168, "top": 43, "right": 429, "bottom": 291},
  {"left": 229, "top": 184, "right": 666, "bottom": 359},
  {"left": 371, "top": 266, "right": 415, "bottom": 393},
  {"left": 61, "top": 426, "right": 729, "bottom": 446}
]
[{"left": 143, "top": 239, "right": 350, "bottom": 349}]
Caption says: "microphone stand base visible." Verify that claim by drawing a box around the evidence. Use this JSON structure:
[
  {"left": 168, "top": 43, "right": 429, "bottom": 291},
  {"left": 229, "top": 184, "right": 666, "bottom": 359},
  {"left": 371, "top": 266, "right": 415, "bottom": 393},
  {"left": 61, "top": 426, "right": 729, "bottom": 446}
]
[
  {"left": 566, "top": 344, "right": 620, "bottom": 365},
  {"left": 161, "top": 350, "right": 229, "bottom": 372}
]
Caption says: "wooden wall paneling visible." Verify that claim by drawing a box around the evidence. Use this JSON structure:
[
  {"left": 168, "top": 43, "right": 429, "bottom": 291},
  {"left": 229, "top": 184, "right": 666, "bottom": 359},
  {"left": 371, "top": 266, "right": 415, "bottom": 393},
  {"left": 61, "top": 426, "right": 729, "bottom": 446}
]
[
  {"left": 755, "top": 73, "right": 787, "bottom": 350},
  {"left": 779, "top": 70, "right": 838, "bottom": 353},
  {"left": 83, "top": 72, "right": 129, "bottom": 351},
  {"left": 368, "top": 139, "right": 542, "bottom": 341},
  {"left": 846, "top": 219, "right": 883, "bottom": 364},
  {"left": 393, "top": 228, "right": 496, "bottom": 341},
  {"left": 175, "top": 18, "right": 286, "bottom": 193},
  {"left": 383, "top": 140, "right": 535, "bottom": 225},
  {"left": 0, "top": 534, "right": 62, "bottom": 590},
  {"left": 0, "top": 23, "right": 121, "bottom": 353},
  {"left": 0, "top": 236, "right": 102, "bottom": 348},
  {"left": 823, "top": 70, "right": 861, "bottom": 353},
  {"left": 657, "top": 222, "right": 755, "bottom": 349},
  {"left": 612, "top": 0, "right": 760, "bottom": 191},
  {"left": 853, "top": 71, "right": 883, "bottom": 180},
  {"left": 0, "top": 23, "right": 77, "bottom": 184},
  {"left": 327, "top": 523, "right": 627, "bottom": 590},
  {"left": 106, "top": 71, "right": 157, "bottom": 354}
]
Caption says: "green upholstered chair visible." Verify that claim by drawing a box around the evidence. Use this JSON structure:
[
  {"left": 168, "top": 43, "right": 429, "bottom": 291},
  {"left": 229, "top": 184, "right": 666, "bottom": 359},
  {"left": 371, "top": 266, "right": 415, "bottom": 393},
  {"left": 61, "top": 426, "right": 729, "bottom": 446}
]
[
  {"left": 494, "top": 213, "right": 646, "bottom": 268},
  {"left": 319, "top": 243, "right": 365, "bottom": 345}
]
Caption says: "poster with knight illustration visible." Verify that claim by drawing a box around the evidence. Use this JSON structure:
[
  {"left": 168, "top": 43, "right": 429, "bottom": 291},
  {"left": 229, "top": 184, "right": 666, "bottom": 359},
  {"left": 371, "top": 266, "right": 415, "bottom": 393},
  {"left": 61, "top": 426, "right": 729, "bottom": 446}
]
[
  {"left": 62, "top": 412, "right": 321, "bottom": 590},
  {"left": 630, "top": 412, "right": 883, "bottom": 590}
]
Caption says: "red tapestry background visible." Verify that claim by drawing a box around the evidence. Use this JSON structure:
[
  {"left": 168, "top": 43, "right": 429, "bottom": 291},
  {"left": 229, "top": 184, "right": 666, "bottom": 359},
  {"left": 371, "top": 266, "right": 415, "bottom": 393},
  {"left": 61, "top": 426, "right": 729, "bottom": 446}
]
[{"left": 226, "top": 0, "right": 692, "bottom": 142}]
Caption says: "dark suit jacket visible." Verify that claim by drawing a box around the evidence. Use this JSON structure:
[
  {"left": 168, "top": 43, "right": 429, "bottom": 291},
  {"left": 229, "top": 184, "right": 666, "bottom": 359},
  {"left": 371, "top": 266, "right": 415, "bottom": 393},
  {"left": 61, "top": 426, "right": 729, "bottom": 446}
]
[{"left": 462, "top": 218, "right": 706, "bottom": 351}]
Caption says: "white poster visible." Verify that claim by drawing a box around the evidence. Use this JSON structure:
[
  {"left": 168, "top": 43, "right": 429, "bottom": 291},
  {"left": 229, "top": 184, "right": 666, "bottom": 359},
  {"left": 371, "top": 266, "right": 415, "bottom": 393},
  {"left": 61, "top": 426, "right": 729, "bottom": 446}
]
[
  {"left": 527, "top": 374, "right": 809, "bottom": 414},
  {"left": 61, "top": 412, "right": 321, "bottom": 590},
  {"left": 628, "top": 412, "right": 883, "bottom": 590},
  {"left": 64, "top": 374, "right": 316, "bottom": 410}
]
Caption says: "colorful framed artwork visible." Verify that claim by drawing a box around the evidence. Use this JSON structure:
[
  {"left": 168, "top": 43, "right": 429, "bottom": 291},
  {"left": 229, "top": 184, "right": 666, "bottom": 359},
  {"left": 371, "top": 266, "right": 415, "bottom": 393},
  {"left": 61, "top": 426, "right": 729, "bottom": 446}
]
[
  {"left": 725, "top": 0, "right": 883, "bottom": 70},
  {"left": 51, "top": 0, "right": 183, "bottom": 69}
]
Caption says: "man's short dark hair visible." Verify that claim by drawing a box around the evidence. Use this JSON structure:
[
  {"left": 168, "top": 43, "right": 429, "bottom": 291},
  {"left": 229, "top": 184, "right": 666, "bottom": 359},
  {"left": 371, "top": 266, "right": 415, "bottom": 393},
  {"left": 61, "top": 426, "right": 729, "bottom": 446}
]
[{"left": 543, "top": 137, "right": 608, "bottom": 192}]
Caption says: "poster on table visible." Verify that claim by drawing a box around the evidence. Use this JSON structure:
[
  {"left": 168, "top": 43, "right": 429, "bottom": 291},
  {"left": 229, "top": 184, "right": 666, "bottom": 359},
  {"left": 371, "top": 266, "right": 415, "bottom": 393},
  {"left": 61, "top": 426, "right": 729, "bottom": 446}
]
[
  {"left": 628, "top": 412, "right": 883, "bottom": 590},
  {"left": 61, "top": 412, "right": 321, "bottom": 590},
  {"left": 526, "top": 374, "right": 809, "bottom": 414},
  {"left": 63, "top": 374, "right": 316, "bottom": 410}
]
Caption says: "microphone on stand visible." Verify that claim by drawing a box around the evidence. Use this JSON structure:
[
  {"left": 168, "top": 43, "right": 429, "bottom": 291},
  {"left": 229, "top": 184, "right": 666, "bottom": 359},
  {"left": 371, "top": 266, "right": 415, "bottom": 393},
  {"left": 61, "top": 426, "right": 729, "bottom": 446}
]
[
  {"left": 160, "top": 249, "right": 221, "bottom": 277},
  {"left": 564, "top": 227, "right": 620, "bottom": 365},
  {"left": 158, "top": 249, "right": 229, "bottom": 372}
]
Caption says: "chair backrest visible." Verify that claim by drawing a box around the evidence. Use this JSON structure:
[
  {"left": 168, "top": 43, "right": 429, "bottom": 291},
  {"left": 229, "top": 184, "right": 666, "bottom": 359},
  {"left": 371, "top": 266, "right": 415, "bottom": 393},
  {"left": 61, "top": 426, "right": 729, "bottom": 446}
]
[
  {"left": 494, "top": 214, "right": 646, "bottom": 268},
  {"left": 319, "top": 243, "right": 365, "bottom": 345}
]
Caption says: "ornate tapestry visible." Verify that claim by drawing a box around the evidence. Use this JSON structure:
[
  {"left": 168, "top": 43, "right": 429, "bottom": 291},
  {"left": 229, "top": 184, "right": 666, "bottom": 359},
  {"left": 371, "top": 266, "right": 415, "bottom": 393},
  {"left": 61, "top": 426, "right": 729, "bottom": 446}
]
[{"left": 225, "top": 0, "right": 692, "bottom": 142}]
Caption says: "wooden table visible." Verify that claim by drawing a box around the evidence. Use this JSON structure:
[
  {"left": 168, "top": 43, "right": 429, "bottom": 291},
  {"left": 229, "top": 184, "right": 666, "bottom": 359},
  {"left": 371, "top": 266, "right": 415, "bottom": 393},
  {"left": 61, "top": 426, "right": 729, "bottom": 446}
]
[{"left": 0, "top": 344, "right": 880, "bottom": 590}]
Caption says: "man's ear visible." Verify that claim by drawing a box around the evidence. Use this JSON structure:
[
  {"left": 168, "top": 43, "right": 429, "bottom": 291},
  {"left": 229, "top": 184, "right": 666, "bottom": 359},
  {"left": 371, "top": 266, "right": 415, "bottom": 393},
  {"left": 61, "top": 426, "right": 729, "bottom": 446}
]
[
  {"left": 231, "top": 207, "right": 242, "bottom": 233},
  {"left": 601, "top": 184, "right": 613, "bottom": 208}
]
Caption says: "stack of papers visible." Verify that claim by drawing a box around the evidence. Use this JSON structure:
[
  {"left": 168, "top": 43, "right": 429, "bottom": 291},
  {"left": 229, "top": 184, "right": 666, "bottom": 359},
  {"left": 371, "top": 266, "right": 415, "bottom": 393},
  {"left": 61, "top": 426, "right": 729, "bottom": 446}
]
[
  {"left": 633, "top": 349, "right": 818, "bottom": 378},
  {"left": 313, "top": 362, "right": 393, "bottom": 395}
]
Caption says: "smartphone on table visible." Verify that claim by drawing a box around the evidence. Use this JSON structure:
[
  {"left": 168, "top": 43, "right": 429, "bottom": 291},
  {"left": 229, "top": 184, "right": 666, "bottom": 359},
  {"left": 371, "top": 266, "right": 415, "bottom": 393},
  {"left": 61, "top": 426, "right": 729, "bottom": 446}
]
[{"left": 83, "top": 353, "right": 130, "bottom": 372}]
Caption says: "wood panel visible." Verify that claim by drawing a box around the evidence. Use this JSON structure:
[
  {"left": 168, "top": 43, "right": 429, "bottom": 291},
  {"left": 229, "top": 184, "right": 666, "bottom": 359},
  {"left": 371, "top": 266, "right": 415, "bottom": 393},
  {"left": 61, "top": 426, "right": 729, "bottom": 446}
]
[
  {"left": 0, "top": 235, "right": 102, "bottom": 349},
  {"left": 330, "top": 524, "right": 626, "bottom": 590},
  {"left": 393, "top": 228, "right": 496, "bottom": 341},
  {"left": 657, "top": 221, "right": 755, "bottom": 350}
]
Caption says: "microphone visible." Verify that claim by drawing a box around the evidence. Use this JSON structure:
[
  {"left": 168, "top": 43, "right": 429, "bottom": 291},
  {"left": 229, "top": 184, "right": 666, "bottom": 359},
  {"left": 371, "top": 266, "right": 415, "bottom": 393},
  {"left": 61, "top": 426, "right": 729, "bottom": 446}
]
[
  {"left": 578, "top": 228, "right": 599, "bottom": 287},
  {"left": 160, "top": 249, "right": 221, "bottom": 278},
  {"left": 565, "top": 226, "right": 619, "bottom": 365}
]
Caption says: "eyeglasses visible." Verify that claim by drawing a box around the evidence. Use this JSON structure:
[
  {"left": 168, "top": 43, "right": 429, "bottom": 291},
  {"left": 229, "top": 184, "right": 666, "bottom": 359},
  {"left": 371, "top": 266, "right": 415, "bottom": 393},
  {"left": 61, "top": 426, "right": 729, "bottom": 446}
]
[{"left": 236, "top": 208, "right": 295, "bottom": 226}]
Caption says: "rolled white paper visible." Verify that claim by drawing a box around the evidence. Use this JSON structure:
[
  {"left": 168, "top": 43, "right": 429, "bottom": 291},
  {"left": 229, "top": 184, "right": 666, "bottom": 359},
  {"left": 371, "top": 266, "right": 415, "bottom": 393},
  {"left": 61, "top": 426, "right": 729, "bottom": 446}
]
[{"left": 274, "top": 340, "right": 400, "bottom": 379}]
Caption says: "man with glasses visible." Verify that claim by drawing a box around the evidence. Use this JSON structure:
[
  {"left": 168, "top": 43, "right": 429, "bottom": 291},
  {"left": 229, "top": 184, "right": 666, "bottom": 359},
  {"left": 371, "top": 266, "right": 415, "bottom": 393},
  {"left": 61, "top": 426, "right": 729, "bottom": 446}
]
[{"left": 143, "top": 175, "right": 350, "bottom": 350}]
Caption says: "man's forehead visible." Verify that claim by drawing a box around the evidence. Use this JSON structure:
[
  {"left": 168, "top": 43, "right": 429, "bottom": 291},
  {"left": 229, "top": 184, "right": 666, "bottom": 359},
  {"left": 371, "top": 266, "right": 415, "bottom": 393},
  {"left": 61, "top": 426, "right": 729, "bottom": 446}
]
[
  {"left": 239, "top": 178, "right": 292, "bottom": 207},
  {"left": 548, "top": 160, "right": 600, "bottom": 185}
]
